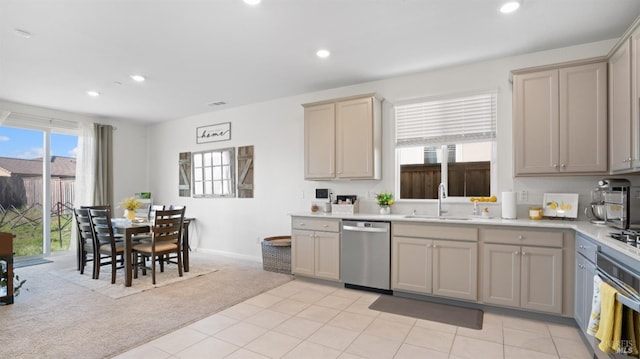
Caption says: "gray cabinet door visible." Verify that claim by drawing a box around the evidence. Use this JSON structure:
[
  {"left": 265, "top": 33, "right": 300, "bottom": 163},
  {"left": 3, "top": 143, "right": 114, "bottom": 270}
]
[
  {"left": 482, "top": 243, "right": 521, "bottom": 308},
  {"left": 520, "top": 246, "right": 563, "bottom": 314},
  {"left": 432, "top": 240, "right": 478, "bottom": 301},
  {"left": 609, "top": 41, "right": 632, "bottom": 172}
]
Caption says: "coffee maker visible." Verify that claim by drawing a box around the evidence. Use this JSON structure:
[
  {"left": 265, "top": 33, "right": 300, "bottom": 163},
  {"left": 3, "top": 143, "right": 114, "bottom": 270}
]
[{"left": 598, "top": 178, "right": 640, "bottom": 229}]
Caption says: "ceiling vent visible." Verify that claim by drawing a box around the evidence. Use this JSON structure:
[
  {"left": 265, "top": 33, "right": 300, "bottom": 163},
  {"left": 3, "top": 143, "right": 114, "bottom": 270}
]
[{"left": 208, "top": 101, "right": 227, "bottom": 107}]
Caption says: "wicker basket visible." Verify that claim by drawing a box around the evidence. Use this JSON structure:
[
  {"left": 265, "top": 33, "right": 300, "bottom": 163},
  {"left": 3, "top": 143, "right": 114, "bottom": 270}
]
[{"left": 261, "top": 236, "right": 291, "bottom": 274}]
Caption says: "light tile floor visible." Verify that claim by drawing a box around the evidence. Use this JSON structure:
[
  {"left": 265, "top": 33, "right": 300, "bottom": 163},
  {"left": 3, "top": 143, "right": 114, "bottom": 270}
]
[{"left": 114, "top": 280, "right": 592, "bottom": 359}]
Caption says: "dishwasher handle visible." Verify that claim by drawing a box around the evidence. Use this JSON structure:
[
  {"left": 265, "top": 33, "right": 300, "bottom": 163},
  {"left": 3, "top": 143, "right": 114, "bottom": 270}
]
[{"left": 342, "top": 225, "right": 388, "bottom": 233}]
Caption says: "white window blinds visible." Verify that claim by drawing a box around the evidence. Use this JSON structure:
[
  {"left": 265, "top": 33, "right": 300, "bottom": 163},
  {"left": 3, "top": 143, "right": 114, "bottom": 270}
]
[
  {"left": 395, "top": 91, "right": 497, "bottom": 147},
  {"left": 0, "top": 111, "right": 78, "bottom": 131}
]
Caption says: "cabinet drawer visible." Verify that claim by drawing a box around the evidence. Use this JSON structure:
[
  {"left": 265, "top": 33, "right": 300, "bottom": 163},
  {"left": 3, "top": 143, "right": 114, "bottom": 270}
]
[
  {"left": 481, "top": 228, "right": 563, "bottom": 247},
  {"left": 393, "top": 223, "right": 477, "bottom": 241},
  {"left": 292, "top": 217, "right": 339, "bottom": 232},
  {"left": 576, "top": 234, "right": 599, "bottom": 263}
]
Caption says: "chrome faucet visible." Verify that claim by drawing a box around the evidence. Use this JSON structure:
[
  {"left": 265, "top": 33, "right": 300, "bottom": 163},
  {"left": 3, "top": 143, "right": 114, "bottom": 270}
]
[{"left": 437, "top": 183, "right": 448, "bottom": 217}]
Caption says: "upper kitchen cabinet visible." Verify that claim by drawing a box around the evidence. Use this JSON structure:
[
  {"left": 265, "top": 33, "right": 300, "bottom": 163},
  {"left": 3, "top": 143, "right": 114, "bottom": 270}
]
[
  {"left": 609, "top": 19, "right": 640, "bottom": 173},
  {"left": 513, "top": 60, "right": 608, "bottom": 176},
  {"left": 610, "top": 41, "right": 632, "bottom": 172},
  {"left": 303, "top": 94, "right": 382, "bottom": 180}
]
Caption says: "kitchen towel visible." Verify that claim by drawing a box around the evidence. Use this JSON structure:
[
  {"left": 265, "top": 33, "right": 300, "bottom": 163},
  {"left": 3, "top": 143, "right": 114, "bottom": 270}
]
[
  {"left": 596, "top": 280, "right": 623, "bottom": 353},
  {"left": 587, "top": 274, "right": 603, "bottom": 336},
  {"left": 501, "top": 191, "right": 517, "bottom": 219},
  {"left": 623, "top": 306, "right": 639, "bottom": 355}
]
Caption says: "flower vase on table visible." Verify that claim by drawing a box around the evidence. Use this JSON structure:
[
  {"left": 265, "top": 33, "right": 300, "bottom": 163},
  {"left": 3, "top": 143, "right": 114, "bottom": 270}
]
[
  {"left": 124, "top": 209, "right": 136, "bottom": 220},
  {"left": 120, "top": 196, "right": 143, "bottom": 221}
]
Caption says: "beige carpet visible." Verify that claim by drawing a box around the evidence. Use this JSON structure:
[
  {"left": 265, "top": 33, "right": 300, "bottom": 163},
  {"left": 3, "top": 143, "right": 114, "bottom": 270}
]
[
  {"left": 50, "top": 257, "right": 218, "bottom": 299},
  {"left": 0, "top": 250, "right": 293, "bottom": 359}
]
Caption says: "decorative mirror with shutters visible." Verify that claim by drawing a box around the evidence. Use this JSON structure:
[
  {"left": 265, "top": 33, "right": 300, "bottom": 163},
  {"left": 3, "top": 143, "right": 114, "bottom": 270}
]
[
  {"left": 191, "top": 147, "right": 236, "bottom": 198},
  {"left": 237, "top": 145, "right": 254, "bottom": 198},
  {"left": 178, "top": 152, "right": 191, "bottom": 197}
]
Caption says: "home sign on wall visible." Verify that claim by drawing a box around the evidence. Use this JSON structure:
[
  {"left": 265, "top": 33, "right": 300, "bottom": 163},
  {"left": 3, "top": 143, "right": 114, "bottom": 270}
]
[{"left": 196, "top": 122, "right": 231, "bottom": 144}]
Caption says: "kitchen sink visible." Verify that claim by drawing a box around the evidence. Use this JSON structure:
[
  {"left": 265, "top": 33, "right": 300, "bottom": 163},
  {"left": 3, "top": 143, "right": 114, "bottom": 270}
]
[{"left": 404, "top": 215, "right": 470, "bottom": 220}]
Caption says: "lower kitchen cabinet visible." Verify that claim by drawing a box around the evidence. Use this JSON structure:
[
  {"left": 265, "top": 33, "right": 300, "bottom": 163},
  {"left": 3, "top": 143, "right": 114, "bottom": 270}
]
[
  {"left": 574, "top": 233, "right": 599, "bottom": 338},
  {"left": 482, "top": 241, "right": 563, "bottom": 314},
  {"left": 392, "top": 235, "right": 478, "bottom": 301},
  {"left": 575, "top": 253, "right": 596, "bottom": 331},
  {"left": 291, "top": 217, "right": 340, "bottom": 281}
]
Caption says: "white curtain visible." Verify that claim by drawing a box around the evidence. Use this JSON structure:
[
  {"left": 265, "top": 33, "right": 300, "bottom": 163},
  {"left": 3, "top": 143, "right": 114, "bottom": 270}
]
[
  {"left": 69, "top": 121, "right": 95, "bottom": 254},
  {"left": 74, "top": 121, "right": 96, "bottom": 208}
]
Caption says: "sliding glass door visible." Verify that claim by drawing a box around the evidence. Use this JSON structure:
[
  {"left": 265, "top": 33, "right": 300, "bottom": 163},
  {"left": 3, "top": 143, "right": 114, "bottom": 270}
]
[{"left": 0, "top": 126, "right": 78, "bottom": 257}]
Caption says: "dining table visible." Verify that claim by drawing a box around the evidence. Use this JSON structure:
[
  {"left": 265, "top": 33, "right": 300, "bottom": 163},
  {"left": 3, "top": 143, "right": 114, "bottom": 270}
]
[{"left": 114, "top": 218, "right": 194, "bottom": 287}]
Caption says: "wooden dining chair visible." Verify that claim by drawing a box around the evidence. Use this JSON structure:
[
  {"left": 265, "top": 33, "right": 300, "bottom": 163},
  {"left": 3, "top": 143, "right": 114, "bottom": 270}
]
[
  {"left": 132, "top": 207, "right": 185, "bottom": 284},
  {"left": 158, "top": 205, "right": 186, "bottom": 269},
  {"left": 74, "top": 208, "right": 97, "bottom": 278},
  {"left": 88, "top": 208, "right": 125, "bottom": 284}
]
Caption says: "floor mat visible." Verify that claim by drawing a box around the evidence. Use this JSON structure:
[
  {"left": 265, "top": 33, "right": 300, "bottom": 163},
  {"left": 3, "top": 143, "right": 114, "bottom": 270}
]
[
  {"left": 369, "top": 294, "right": 483, "bottom": 330},
  {"left": 14, "top": 257, "right": 53, "bottom": 268}
]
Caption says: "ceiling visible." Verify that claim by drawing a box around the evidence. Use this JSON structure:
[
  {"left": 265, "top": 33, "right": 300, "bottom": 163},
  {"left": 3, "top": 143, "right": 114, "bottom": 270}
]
[{"left": 1, "top": 0, "right": 639, "bottom": 124}]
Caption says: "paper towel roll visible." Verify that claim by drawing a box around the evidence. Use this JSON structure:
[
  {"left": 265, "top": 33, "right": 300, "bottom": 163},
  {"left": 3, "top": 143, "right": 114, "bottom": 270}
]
[{"left": 502, "top": 192, "right": 517, "bottom": 219}]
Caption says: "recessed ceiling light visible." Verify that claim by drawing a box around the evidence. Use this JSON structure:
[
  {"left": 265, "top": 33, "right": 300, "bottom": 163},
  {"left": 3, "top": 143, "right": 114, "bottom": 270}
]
[
  {"left": 316, "top": 49, "right": 331, "bottom": 58},
  {"left": 208, "top": 101, "right": 227, "bottom": 107},
  {"left": 87, "top": 91, "right": 100, "bottom": 97},
  {"left": 130, "top": 74, "right": 145, "bottom": 82},
  {"left": 243, "top": 0, "right": 261, "bottom": 5},
  {"left": 500, "top": 1, "right": 521, "bottom": 13},
  {"left": 13, "top": 28, "right": 32, "bottom": 39}
]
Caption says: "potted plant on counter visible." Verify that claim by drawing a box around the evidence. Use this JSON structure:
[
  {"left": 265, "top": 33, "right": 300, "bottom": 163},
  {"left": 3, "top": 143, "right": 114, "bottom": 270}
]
[{"left": 376, "top": 192, "right": 394, "bottom": 215}]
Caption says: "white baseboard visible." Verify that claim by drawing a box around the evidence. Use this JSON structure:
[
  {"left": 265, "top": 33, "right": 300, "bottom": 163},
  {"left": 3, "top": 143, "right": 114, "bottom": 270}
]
[{"left": 194, "top": 248, "right": 261, "bottom": 263}]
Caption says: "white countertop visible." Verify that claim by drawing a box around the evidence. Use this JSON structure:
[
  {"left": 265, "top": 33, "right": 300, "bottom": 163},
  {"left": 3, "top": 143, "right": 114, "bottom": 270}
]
[{"left": 290, "top": 211, "right": 640, "bottom": 262}]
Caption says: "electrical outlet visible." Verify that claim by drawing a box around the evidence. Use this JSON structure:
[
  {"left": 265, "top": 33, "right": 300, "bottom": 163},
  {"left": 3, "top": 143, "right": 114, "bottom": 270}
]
[
  {"left": 301, "top": 190, "right": 304, "bottom": 199},
  {"left": 519, "top": 190, "right": 528, "bottom": 202}
]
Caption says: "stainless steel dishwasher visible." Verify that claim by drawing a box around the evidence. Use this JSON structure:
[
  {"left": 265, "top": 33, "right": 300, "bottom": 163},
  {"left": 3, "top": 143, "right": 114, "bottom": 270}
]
[{"left": 341, "top": 220, "right": 392, "bottom": 294}]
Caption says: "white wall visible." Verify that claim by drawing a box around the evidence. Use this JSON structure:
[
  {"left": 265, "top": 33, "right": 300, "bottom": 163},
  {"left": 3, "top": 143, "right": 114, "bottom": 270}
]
[{"left": 147, "top": 39, "right": 617, "bottom": 260}]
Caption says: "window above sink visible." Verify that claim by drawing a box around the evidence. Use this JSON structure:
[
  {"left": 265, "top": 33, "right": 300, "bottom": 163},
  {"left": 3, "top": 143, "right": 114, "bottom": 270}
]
[{"left": 394, "top": 91, "right": 498, "bottom": 201}]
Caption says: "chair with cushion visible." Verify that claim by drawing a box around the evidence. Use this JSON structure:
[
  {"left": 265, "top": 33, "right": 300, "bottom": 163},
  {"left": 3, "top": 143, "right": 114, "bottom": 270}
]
[
  {"left": 132, "top": 207, "right": 185, "bottom": 284},
  {"left": 88, "top": 208, "right": 125, "bottom": 284}
]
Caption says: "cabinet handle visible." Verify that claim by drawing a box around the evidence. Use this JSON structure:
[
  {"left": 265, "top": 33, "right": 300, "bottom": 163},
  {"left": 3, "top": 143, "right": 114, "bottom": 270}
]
[
  {"left": 553, "top": 163, "right": 558, "bottom": 168},
  {"left": 514, "top": 251, "right": 519, "bottom": 255},
  {"left": 323, "top": 224, "right": 328, "bottom": 227},
  {"left": 300, "top": 223, "right": 306, "bottom": 226},
  {"left": 522, "top": 251, "right": 527, "bottom": 256},
  {"left": 433, "top": 244, "right": 438, "bottom": 248},
  {"left": 518, "top": 235, "right": 524, "bottom": 240},
  {"left": 561, "top": 164, "right": 566, "bottom": 168}
]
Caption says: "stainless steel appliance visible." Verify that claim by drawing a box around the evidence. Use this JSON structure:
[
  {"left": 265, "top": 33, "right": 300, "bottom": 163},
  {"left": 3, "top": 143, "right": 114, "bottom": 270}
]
[
  {"left": 598, "top": 178, "right": 640, "bottom": 230},
  {"left": 586, "top": 188, "right": 607, "bottom": 224},
  {"left": 594, "top": 249, "right": 640, "bottom": 358},
  {"left": 341, "top": 220, "right": 391, "bottom": 294}
]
